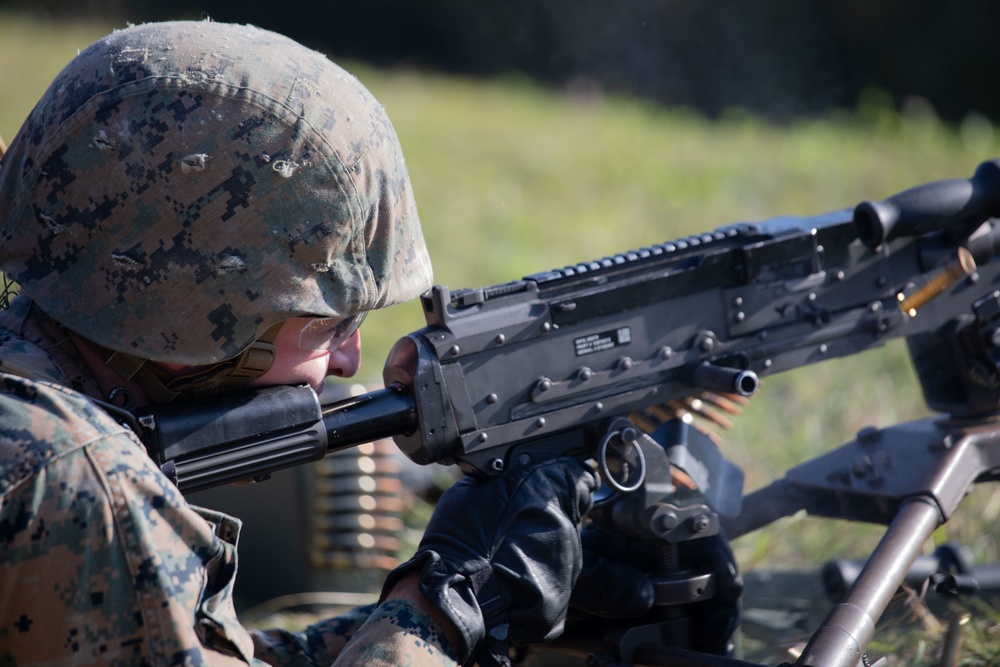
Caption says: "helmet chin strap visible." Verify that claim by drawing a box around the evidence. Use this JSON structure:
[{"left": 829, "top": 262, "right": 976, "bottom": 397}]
[{"left": 91, "top": 321, "right": 285, "bottom": 404}]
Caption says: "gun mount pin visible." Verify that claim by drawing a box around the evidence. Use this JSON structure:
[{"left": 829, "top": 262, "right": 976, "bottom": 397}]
[{"left": 597, "top": 420, "right": 646, "bottom": 493}]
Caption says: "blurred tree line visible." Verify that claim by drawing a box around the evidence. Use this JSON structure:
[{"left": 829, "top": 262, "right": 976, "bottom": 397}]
[{"left": 1, "top": 0, "right": 997, "bottom": 123}]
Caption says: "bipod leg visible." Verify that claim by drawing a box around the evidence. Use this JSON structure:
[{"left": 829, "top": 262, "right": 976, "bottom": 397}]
[{"left": 795, "top": 497, "right": 941, "bottom": 667}]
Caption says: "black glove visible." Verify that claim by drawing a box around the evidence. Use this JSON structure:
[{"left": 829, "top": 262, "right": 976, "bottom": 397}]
[
  {"left": 571, "top": 522, "right": 655, "bottom": 618},
  {"left": 683, "top": 532, "right": 742, "bottom": 656},
  {"left": 381, "top": 455, "right": 598, "bottom": 667},
  {"left": 571, "top": 524, "right": 741, "bottom": 656}
]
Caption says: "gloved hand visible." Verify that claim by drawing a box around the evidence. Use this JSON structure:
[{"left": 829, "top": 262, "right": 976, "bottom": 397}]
[
  {"left": 381, "top": 454, "right": 598, "bottom": 667},
  {"left": 571, "top": 524, "right": 742, "bottom": 657},
  {"left": 683, "top": 532, "right": 742, "bottom": 656},
  {"left": 570, "top": 522, "right": 655, "bottom": 618}
]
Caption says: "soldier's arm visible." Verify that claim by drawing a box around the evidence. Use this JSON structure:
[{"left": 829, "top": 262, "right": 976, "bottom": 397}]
[{"left": 250, "top": 586, "right": 459, "bottom": 667}]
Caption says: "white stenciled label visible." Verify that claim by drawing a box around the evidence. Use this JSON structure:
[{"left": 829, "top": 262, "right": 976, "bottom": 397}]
[{"left": 574, "top": 326, "right": 633, "bottom": 356}]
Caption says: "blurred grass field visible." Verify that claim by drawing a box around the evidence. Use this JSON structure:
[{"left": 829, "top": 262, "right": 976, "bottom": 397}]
[{"left": 4, "top": 13, "right": 1000, "bottom": 662}]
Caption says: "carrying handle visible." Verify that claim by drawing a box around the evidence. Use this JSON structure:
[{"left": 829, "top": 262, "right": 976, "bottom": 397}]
[{"left": 854, "top": 159, "right": 1000, "bottom": 248}]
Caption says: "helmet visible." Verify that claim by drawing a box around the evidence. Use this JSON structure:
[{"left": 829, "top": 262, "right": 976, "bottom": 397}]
[{"left": 0, "top": 21, "right": 432, "bottom": 368}]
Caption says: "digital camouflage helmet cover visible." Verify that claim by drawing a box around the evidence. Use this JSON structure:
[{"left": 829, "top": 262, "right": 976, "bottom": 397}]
[{"left": 0, "top": 21, "right": 433, "bottom": 367}]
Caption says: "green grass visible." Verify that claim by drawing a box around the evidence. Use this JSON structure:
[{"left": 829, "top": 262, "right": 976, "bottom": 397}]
[{"left": 4, "top": 13, "right": 1000, "bottom": 664}]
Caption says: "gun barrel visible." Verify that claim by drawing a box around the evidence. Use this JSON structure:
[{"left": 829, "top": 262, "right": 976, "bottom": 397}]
[
  {"left": 690, "top": 363, "right": 759, "bottom": 397},
  {"left": 321, "top": 385, "right": 418, "bottom": 452}
]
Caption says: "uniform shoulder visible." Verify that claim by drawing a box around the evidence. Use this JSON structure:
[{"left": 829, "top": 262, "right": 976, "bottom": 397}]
[{"left": 0, "top": 371, "right": 133, "bottom": 495}]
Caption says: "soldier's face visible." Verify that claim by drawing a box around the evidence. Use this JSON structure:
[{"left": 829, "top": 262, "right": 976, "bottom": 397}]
[{"left": 247, "top": 316, "right": 362, "bottom": 392}]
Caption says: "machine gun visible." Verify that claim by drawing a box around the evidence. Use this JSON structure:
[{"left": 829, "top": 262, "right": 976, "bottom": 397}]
[{"left": 126, "top": 159, "right": 1000, "bottom": 666}]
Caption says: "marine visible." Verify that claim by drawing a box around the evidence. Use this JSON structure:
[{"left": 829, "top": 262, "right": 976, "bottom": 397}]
[{"left": 0, "top": 20, "right": 596, "bottom": 666}]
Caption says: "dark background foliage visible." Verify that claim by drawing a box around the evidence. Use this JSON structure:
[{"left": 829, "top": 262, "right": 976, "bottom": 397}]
[{"left": 3, "top": 0, "right": 997, "bottom": 123}]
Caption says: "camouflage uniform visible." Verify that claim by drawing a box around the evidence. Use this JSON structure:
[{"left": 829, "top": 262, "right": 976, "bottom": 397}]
[
  {"left": 0, "top": 296, "right": 457, "bottom": 665},
  {"left": 0, "top": 20, "right": 454, "bottom": 667}
]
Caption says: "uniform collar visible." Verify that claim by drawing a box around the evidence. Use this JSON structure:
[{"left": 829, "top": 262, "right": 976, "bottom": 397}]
[{"left": 0, "top": 296, "right": 103, "bottom": 399}]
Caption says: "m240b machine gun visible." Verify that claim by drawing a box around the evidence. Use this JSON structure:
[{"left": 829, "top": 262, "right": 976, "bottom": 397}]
[{"left": 127, "top": 160, "right": 1000, "bottom": 666}]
